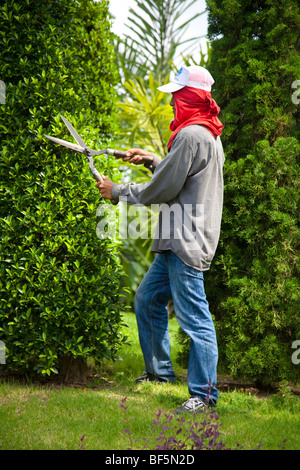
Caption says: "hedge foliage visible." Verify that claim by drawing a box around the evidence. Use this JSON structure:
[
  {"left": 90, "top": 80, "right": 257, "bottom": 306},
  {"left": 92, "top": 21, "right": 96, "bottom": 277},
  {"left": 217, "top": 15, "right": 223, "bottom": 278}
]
[
  {"left": 204, "top": 0, "right": 300, "bottom": 384},
  {"left": 206, "top": 0, "right": 300, "bottom": 160},
  {"left": 177, "top": 1, "right": 300, "bottom": 385},
  {"left": 210, "top": 137, "right": 300, "bottom": 384},
  {"left": 0, "top": 0, "right": 126, "bottom": 377}
]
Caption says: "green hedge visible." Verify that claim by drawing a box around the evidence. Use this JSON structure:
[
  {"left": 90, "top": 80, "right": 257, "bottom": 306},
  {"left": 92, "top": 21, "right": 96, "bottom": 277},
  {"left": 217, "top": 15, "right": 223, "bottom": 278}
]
[
  {"left": 177, "top": 0, "right": 300, "bottom": 385},
  {"left": 211, "top": 137, "right": 300, "bottom": 384},
  {"left": 177, "top": 137, "right": 300, "bottom": 385},
  {"left": 0, "top": 0, "right": 126, "bottom": 378},
  {"left": 204, "top": 0, "right": 300, "bottom": 385}
]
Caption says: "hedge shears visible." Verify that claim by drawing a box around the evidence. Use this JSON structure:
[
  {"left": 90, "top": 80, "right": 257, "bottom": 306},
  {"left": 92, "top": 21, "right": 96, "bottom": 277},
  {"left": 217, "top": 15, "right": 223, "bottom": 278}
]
[{"left": 45, "top": 115, "right": 131, "bottom": 204}]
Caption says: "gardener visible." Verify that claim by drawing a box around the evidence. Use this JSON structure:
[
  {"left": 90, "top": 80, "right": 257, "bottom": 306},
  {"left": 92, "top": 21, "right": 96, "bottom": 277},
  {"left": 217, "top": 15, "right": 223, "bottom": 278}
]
[{"left": 96, "top": 65, "right": 224, "bottom": 414}]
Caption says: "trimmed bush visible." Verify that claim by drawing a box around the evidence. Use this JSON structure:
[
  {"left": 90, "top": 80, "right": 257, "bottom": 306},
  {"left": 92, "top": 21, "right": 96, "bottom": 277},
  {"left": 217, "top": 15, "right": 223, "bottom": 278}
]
[{"left": 0, "top": 0, "right": 125, "bottom": 380}]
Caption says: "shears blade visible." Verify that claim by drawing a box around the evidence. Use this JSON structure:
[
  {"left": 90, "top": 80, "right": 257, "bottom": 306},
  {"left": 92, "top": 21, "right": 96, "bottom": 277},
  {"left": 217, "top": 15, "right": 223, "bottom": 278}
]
[
  {"left": 44, "top": 115, "right": 119, "bottom": 157},
  {"left": 60, "top": 115, "right": 86, "bottom": 148},
  {"left": 44, "top": 134, "right": 86, "bottom": 153}
]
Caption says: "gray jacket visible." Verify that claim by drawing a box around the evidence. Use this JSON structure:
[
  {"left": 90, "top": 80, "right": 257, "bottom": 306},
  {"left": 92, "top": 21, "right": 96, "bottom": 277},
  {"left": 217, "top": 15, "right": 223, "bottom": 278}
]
[{"left": 111, "top": 125, "right": 225, "bottom": 271}]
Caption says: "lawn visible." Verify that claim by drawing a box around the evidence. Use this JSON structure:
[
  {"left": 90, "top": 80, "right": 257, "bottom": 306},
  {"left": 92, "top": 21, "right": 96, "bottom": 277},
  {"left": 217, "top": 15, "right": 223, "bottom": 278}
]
[{"left": 0, "top": 312, "right": 299, "bottom": 450}]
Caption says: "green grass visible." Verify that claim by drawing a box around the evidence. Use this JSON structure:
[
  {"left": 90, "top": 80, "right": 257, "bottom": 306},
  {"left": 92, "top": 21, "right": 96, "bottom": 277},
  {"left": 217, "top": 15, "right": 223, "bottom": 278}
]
[{"left": 0, "top": 312, "right": 299, "bottom": 450}]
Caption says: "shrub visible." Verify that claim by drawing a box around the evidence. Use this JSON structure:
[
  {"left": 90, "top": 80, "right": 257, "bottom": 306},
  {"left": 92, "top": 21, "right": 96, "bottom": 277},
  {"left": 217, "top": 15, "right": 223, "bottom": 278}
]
[
  {"left": 211, "top": 138, "right": 300, "bottom": 384},
  {"left": 0, "top": 0, "right": 125, "bottom": 380},
  {"left": 206, "top": 0, "right": 300, "bottom": 160},
  {"left": 177, "top": 137, "right": 300, "bottom": 384}
]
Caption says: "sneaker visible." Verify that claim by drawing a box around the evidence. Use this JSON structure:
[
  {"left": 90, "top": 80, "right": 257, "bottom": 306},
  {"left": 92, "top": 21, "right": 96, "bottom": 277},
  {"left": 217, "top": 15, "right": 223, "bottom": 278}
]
[
  {"left": 174, "top": 397, "right": 207, "bottom": 414},
  {"left": 135, "top": 371, "right": 168, "bottom": 383}
]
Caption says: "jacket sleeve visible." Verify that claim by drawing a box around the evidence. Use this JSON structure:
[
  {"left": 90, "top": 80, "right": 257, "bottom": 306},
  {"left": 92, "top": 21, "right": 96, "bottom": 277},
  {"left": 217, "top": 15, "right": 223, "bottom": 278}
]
[
  {"left": 111, "top": 134, "right": 194, "bottom": 206},
  {"left": 143, "top": 154, "right": 162, "bottom": 173}
]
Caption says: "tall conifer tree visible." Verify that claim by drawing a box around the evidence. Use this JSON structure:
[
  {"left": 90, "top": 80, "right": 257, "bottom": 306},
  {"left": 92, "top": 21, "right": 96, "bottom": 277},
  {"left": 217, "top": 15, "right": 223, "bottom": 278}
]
[
  {"left": 207, "top": 0, "right": 300, "bottom": 158},
  {"left": 203, "top": 0, "right": 300, "bottom": 384}
]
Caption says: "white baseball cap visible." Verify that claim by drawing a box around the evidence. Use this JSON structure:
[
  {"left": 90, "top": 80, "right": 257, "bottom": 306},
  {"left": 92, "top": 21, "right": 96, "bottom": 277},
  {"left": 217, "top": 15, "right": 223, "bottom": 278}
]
[{"left": 157, "top": 65, "right": 215, "bottom": 93}]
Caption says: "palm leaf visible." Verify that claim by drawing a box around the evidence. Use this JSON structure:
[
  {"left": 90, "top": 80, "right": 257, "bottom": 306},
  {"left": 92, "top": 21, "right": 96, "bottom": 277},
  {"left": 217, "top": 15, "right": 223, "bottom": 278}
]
[{"left": 116, "top": 0, "right": 206, "bottom": 82}]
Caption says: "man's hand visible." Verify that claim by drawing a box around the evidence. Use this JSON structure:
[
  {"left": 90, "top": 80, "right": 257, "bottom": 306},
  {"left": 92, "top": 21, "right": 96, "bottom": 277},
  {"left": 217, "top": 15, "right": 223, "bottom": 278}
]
[
  {"left": 122, "top": 148, "right": 153, "bottom": 165},
  {"left": 95, "top": 176, "right": 115, "bottom": 200},
  {"left": 96, "top": 148, "right": 153, "bottom": 199}
]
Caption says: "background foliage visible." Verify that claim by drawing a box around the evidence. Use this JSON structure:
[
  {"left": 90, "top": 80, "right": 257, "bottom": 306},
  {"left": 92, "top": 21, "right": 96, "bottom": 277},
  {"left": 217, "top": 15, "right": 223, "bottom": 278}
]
[
  {"left": 114, "top": 0, "right": 206, "bottom": 82},
  {"left": 0, "top": 0, "right": 126, "bottom": 379},
  {"left": 115, "top": 1, "right": 211, "bottom": 308}
]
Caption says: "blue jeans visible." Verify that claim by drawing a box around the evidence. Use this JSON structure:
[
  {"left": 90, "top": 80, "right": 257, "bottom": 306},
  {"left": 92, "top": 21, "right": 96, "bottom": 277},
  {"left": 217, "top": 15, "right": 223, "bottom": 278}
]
[{"left": 134, "top": 251, "right": 219, "bottom": 405}]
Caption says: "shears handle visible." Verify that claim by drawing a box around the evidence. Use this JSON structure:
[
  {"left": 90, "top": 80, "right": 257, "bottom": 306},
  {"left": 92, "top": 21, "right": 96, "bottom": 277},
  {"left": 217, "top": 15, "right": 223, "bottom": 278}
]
[
  {"left": 91, "top": 150, "right": 154, "bottom": 206},
  {"left": 91, "top": 167, "right": 118, "bottom": 206},
  {"left": 107, "top": 149, "right": 154, "bottom": 163}
]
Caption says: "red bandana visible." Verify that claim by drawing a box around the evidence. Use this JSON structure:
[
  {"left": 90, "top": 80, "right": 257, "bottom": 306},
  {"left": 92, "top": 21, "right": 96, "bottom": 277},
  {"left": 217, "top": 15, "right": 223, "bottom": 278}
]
[{"left": 168, "top": 87, "right": 223, "bottom": 151}]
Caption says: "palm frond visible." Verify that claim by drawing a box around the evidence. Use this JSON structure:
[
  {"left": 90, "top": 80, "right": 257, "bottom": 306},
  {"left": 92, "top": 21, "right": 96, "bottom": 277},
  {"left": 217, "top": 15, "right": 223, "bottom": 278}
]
[{"left": 116, "top": 0, "right": 207, "bottom": 82}]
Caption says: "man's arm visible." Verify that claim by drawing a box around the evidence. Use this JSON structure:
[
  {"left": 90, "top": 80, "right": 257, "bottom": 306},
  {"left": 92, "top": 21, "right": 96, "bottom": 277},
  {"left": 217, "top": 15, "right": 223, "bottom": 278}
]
[
  {"left": 122, "top": 148, "right": 162, "bottom": 173},
  {"left": 100, "top": 134, "right": 194, "bottom": 206},
  {"left": 96, "top": 148, "right": 162, "bottom": 200}
]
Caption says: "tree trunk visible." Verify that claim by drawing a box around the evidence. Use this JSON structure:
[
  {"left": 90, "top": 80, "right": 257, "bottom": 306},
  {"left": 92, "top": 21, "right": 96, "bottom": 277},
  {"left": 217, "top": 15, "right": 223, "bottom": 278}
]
[{"left": 58, "top": 356, "right": 87, "bottom": 384}]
